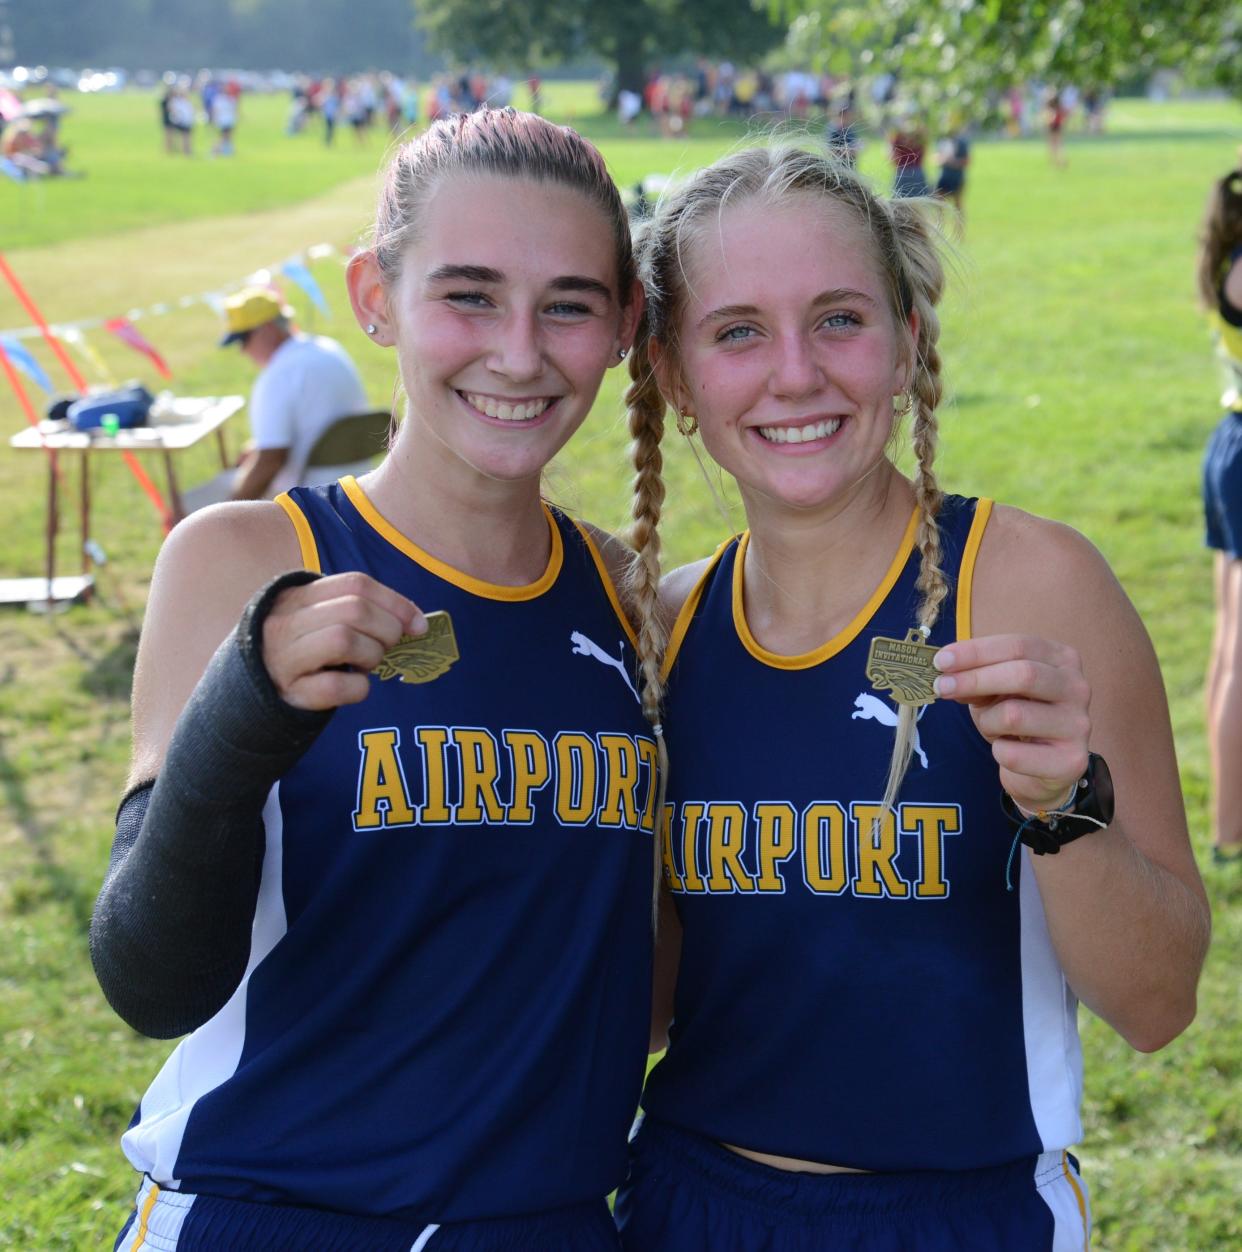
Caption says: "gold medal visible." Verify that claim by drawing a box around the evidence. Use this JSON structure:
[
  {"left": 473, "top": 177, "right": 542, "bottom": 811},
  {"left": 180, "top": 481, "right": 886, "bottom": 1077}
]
[
  {"left": 372, "top": 610, "right": 460, "bottom": 685},
  {"left": 865, "top": 629, "right": 939, "bottom": 707}
]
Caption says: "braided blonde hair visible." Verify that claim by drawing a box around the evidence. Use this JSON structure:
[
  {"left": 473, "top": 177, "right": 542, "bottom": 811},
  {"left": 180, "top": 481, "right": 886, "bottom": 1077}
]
[
  {"left": 624, "top": 323, "right": 671, "bottom": 919},
  {"left": 631, "top": 147, "right": 950, "bottom": 821},
  {"left": 879, "top": 196, "right": 949, "bottom": 813}
]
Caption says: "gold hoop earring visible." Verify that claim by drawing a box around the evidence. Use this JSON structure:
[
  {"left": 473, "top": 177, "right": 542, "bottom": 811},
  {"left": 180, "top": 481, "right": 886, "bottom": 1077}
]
[
  {"left": 893, "top": 391, "right": 913, "bottom": 418},
  {"left": 676, "top": 407, "right": 698, "bottom": 437}
]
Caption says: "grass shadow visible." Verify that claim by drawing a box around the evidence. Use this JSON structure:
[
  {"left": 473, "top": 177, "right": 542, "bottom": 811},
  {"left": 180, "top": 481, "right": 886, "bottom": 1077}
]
[
  {"left": 0, "top": 735, "right": 96, "bottom": 933},
  {"left": 77, "top": 626, "right": 140, "bottom": 703}
]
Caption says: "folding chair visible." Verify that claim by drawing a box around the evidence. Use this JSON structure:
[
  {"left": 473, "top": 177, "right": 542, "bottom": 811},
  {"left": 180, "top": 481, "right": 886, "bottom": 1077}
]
[
  {"left": 300, "top": 408, "right": 392, "bottom": 485},
  {"left": 180, "top": 409, "right": 391, "bottom": 515}
]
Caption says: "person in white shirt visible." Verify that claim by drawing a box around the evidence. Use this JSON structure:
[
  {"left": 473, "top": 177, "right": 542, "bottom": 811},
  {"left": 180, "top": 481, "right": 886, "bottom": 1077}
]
[
  {"left": 218, "top": 287, "right": 371, "bottom": 500},
  {"left": 211, "top": 92, "right": 237, "bottom": 156}
]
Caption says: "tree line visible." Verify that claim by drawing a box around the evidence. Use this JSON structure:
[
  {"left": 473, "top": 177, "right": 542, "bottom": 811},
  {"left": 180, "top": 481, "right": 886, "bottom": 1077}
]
[
  {"left": 10, "top": 0, "right": 436, "bottom": 76},
  {"left": 11, "top": 0, "right": 1239, "bottom": 114}
]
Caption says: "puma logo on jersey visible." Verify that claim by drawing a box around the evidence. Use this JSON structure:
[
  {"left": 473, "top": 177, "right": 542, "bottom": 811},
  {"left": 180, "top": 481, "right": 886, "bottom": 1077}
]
[
  {"left": 570, "top": 631, "right": 640, "bottom": 704},
  {"left": 851, "top": 692, "right": 928, "bottom": 768}
]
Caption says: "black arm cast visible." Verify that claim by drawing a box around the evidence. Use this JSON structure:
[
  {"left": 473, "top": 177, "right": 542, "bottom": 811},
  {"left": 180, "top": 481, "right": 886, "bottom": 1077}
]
[{"left": 90, "top": 569, "right": 330, "bottom": 1038}]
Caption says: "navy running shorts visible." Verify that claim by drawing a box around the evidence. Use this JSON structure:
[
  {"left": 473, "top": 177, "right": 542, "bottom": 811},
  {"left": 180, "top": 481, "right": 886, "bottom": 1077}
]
[
  {"left": 614, "top": 1117, "right": 1091, "bottom": 1252},
  {"left": 1204, "top": 411, "right": 1242, "bottom": 558},
  {"left": 115, "top": 1177, "right": 620, "bottom": 1252}
]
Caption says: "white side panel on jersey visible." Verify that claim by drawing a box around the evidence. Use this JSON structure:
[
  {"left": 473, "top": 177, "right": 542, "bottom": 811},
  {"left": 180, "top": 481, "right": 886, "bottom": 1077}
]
[
  {"left": 1018, "top": 851, "right": 1084, "bottom": 1150},
  {"left": 1034, "top": 1151, "right": 1092, "bottom": 1251},
  {"left": 121, "top": 786, "right": 289, "bottom": 1186}
]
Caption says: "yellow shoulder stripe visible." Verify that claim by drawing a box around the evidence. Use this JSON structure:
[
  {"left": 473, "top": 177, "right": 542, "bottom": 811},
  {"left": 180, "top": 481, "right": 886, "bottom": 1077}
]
[
  {"left": 955, "top": 498, "right": 994, "bottom": 641},
  {"left": 275, "top": 492, "right": 321, "bottom": 573},
  {"left": 570, "top": 519, "right": 639, "bottom": 650},
  {"left": 660, "top": 538, "right": 734, "bottom": 682}
]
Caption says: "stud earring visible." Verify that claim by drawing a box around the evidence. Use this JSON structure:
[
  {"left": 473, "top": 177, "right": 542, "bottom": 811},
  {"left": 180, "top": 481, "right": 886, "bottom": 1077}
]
[
  {"left": 366, "top": 323, "right": 378, "bottom": 335},
  {"left": 676, "top": 407, "right": 698, "bottom": 437},
  {"left": 617, "top": 346, "right": 629, "bottom": 361}
]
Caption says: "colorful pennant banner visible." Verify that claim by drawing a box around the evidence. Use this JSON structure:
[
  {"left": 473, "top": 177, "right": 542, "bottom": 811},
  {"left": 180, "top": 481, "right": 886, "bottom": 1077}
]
[
  {"left": 103, "top": 317, "right": 173, "bottom": 380},
  {"left": 280, "top": 259, "right": 330, "bottom": 318},
  {"left": 0, "top": 243, "right": 348, "bottom": 342},
  {"left": 0, "top": 334, "right": 53, "bottom": 393}
]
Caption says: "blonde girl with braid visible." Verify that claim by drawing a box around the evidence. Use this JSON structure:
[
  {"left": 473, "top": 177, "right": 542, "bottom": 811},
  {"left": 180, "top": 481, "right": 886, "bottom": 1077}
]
[{"left": 616, "top": 146, "right": 1208, "bottom": 1252}]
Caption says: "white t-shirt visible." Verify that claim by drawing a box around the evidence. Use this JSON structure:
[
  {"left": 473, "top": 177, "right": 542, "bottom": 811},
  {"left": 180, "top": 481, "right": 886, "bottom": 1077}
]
[
  {"left": 212, "top": 94, "right": 237, "bottom": 128},
  {"left": 249, "top": 334, "right": 369, "bottom": 497}
]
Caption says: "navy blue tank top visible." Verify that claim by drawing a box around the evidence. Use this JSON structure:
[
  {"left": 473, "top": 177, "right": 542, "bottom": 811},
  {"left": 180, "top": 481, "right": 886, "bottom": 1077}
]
[
  {"left": 643, "top": 495, "right": 1083, "bottom": 1171},
  {"left": 122, "top": 476, "right": 655, "bottom": 1223}
]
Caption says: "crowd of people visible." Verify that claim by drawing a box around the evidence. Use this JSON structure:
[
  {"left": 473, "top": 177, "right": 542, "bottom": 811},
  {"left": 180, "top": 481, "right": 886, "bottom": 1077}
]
[
  {"left": 283, "top": 70, "right": 534, "bottom": 145},
  {"left": 84, "top": 98, "right": 1224, "bottom": 1252},
  {"left": 158, "top": 71, "right": 243, "bottom": 156}
]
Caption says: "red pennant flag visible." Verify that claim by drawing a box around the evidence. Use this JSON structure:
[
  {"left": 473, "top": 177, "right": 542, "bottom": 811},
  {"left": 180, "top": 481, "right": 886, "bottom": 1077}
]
[{"left": 103, "top": 316, "right": 173, "bottom": 380}]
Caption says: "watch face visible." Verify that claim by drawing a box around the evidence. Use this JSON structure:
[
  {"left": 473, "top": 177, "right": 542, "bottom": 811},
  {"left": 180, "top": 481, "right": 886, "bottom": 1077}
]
[{"left": 1085, "top": 752, "right": 1115, "bottom": 826}]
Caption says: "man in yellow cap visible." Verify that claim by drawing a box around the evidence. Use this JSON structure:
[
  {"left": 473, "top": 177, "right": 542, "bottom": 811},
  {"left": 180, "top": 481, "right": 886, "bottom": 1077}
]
[{"left": 213, "top": 286, "right": 369, "bottom": 501}]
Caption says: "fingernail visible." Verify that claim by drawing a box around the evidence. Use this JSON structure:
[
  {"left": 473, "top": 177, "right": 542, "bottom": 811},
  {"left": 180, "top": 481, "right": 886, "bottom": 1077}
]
[
  {"left": 409, "top": 611, "right": 428, "bottom": 635},
  {"left": 934, "top": 674, "right": 956, "bottom": 696},
  {"left": 933, "top": 648, "right": 954, "bottom": 670}
]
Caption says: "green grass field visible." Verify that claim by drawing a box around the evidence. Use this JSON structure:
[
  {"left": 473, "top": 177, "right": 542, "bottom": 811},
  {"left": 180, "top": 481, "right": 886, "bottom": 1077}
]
[{"left": 2, "top": 85, "right": 1241, "bottom": 1248}]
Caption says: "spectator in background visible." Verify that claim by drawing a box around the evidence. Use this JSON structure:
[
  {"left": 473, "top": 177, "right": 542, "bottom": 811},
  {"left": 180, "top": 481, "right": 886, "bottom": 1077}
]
[
  {"left": 159, "top": 73, "right": 177, "bottom": 153},
  {"left": 358, "top": 74, "right": 378, "bottom": 133},
  {"left": 825, "top": 87, "right": 861, "bottom": 167},
  {"left": 714, "top": 61, "right": 735, "bottom": 116},
  {"left": 206, "top": 287, "right": 369, "bottom": 503},
  {"left": 401, "top": 77, "right": 421, "bottom": 129},
  {"left": 200, "top": 74, "right": 220, "bottom": 127},
  {"left": 2, "top": 120, "right": 49, "bottom": 177},
  {"left": 1045, "top": 88, "right": 1068, "bottom": 167},
  {"left": 889, "top": 114, "right": 929, "bottom": 197},
  {"left": 168, "top": 83, "right": 195, "bottom": 156},
  {"left": 934, "top": 120, "right": 971, "bottom": 216},
  {"left": 343, "top": 79, "right": 368, "bottom": 144},
  {"left": 211, "top": 88, "right": 237, "bottom": 157},
  {"left": 1083, "top": 86, "right": 1106, "bottom": 136},
  {"left": 619, "top": 88, "right": 642, "bottom": 128},
  {"left": 1198, "top": 162, "right": 1242, "bottom": 863},
  {"left": 319, "top": 78, "right": 340, "bottom": 146},
  {"left": 287, "top": 77, "right": 311, "bottom": 134}
]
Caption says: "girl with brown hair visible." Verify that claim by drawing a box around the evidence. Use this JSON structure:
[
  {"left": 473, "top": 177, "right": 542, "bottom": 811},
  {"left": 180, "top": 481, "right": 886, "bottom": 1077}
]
[
  {"left": 1200, "top": 161, "right": 1242, "bottom": 863},
  {"left": 92, "top": 109, "right": 658, "bottom": 1251}
]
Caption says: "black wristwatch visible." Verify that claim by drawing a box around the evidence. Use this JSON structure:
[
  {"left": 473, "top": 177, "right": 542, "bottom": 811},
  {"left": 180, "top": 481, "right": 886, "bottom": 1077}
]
[{"left": 1001, "top": 753, "right": 1115, "bottom": 856}]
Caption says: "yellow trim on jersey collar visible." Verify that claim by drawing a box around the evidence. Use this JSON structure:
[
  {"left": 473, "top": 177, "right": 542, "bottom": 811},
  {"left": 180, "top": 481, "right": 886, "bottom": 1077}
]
[
  {"left": 339, "top": 475, "right": 563, "bottom": 601},
  {"left": 955, "top": 498, "right": 994, "bottom": 642},
  {"left": 660, "top": 536, "right": 736, "bottom": 682},
  {"left": 731, "top": 506, "right": 920, "bottom": 670},
  {"left": 569, "top": 519, "right": 639, "bottom": 649},
  {"left": 274, "top": 491, "right": 322, "bottom": 573}
]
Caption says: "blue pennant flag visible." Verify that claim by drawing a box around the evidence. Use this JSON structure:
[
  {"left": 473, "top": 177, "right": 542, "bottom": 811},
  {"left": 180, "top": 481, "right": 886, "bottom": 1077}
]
[
  {"left": 0, "top": 335, "right": 54, "bottom": 393},
  {"left": 280, "top": 259, "right": 330, "bottom": 319}
]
